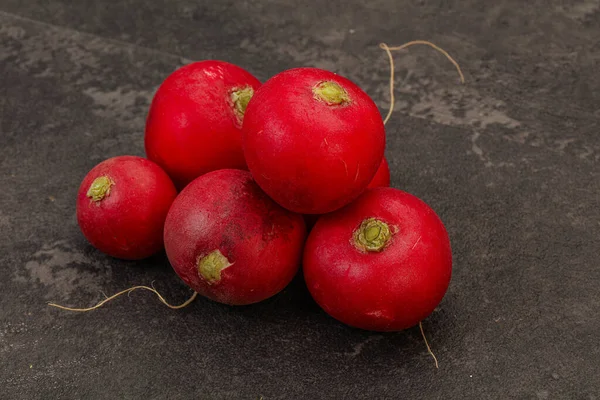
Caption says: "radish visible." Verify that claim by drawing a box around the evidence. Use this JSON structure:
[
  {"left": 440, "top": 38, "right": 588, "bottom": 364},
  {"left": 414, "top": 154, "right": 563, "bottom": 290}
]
[
  {"left": 367, "top": 157, "right": 390, "bottom": 189},
  {"left": 163, "top": 169, "right": 306, "bottom": 305},
  {"left": 303, "top": 187, "right": 452, "bottom": 331},
  {"left": 145, "top": 60, "right": 261, "bottom": 189},
  {"left": 242, "top": 67, "right": 385, "bottom": 214},
  {"left": 76, "top": 156, "right": 177, "bottom": 260}
]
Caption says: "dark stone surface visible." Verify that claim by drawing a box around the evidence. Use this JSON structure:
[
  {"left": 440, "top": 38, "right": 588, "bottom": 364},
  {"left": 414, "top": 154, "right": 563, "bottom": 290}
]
[{"left": 1, "top": 1, "right": 599, "bottom": 398}]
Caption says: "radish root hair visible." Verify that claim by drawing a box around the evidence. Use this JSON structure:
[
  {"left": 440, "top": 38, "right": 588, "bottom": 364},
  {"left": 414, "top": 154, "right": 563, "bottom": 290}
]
[
  {"left": 419, "top": 321, "right": 439, "bottom": 369},
  {"left": 48, "top": 284, "right": 198, "bottom": 312},
  {"left": 379, "top": 40, "right": 465, "bottom": 125}
]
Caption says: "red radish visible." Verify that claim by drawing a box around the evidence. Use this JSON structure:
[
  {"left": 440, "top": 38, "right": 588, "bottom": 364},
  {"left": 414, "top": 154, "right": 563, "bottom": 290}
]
[
  {"left": 303, "top": 188, "right": 452, "bottom": 331},
  {"left": 242, "top": 67, "right": 385, "bottom": 214},
  {"left": 76, "top": 156, "right": 177, "bottom": 260},
  {"left": 367, "top": 157, "right": 390, "bottom": 189},
  {"left": 163, "top": 169, "right": 306, "bottom": 305},
  {"left": 145, "top": 60, "right": 261, "bottom": 189}
]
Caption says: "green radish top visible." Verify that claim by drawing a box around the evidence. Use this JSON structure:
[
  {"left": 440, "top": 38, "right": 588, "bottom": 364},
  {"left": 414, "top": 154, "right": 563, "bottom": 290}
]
[
  {"left": 198, "top": 249, "right": 232, "bottom": 283},
  {"left": 87, "top": 176, "right": 114, "bottom": 202},
  {"left": 312, "top": 81, "right": 351, "bottom": 105},
  {"left": 231, "top": 86, "right": 254, "bottom": 122},
  {"left": 353, "top": 217, "right": 392, "bottom": 252}
]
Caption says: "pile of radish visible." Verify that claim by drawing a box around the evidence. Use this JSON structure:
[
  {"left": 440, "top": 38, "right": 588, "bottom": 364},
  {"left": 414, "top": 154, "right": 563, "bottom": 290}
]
[{"left": 75, "top": 60, "right": 452, "bottom": 333}]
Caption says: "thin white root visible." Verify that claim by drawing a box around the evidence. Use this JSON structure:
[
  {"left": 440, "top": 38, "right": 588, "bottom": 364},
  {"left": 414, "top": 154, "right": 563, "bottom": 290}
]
[
  {"left": 48, "top": 286, "right": 198, "bottom": 312},
  {"left": 379, "top": 40, "right": 465, "bottom": 125},
  {"left": 419, "top": 321, "right": 439, "bottom": 369}
]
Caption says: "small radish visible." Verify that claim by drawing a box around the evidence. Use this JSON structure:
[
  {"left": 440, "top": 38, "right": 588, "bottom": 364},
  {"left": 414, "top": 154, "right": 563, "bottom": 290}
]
[
  {"left": 303, "top": 187, "right": 452, "bottom": 331},
  {"left": 76, "top": 156, "right": 177, "bottom": 260},
  {"left": 242, "top": 67, "right": 385, "bottom": 214},
  {"left": 163, "top": 169, "right": 306, "bottom": 305},
  {"left": 367, "top": 157, "right": 390, "bottom": 189},
  {"left": 145, "top": 60, "right": 261, "bottom": 189}
]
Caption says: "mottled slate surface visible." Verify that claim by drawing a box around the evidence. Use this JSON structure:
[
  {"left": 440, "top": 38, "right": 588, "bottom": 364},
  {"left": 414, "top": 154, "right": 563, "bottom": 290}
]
[{"left": 1, "top": 1, "right": 599, "bottom": 398}]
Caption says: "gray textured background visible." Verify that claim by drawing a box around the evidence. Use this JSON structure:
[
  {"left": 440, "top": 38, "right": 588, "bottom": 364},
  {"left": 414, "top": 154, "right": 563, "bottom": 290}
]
[{"left": 1, "top": 1, "right": 599, "bottom": 398}]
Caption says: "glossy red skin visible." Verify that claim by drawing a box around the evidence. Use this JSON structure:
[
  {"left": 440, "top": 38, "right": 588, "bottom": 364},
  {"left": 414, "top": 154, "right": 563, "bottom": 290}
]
[
  {"left": 303, "top": 188, "right": 452, "bottom": 331},
  {"left": 76, "top": 156, "right": 177, "bottom": 260},
  {"left": 367, "top": 157, "right": 390, "bottom": 189},
  {"left": 164, "top": 169, "right": 306, "bottom": 305},
  {"left": 304, "top": 158, "right": 390, "bottom": 231},
  {"left": 242, "top": 67, "right": 385, "bottom": 214},
  {"left": 145, "top": 60, "right": 261, "bottom": 189}
]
